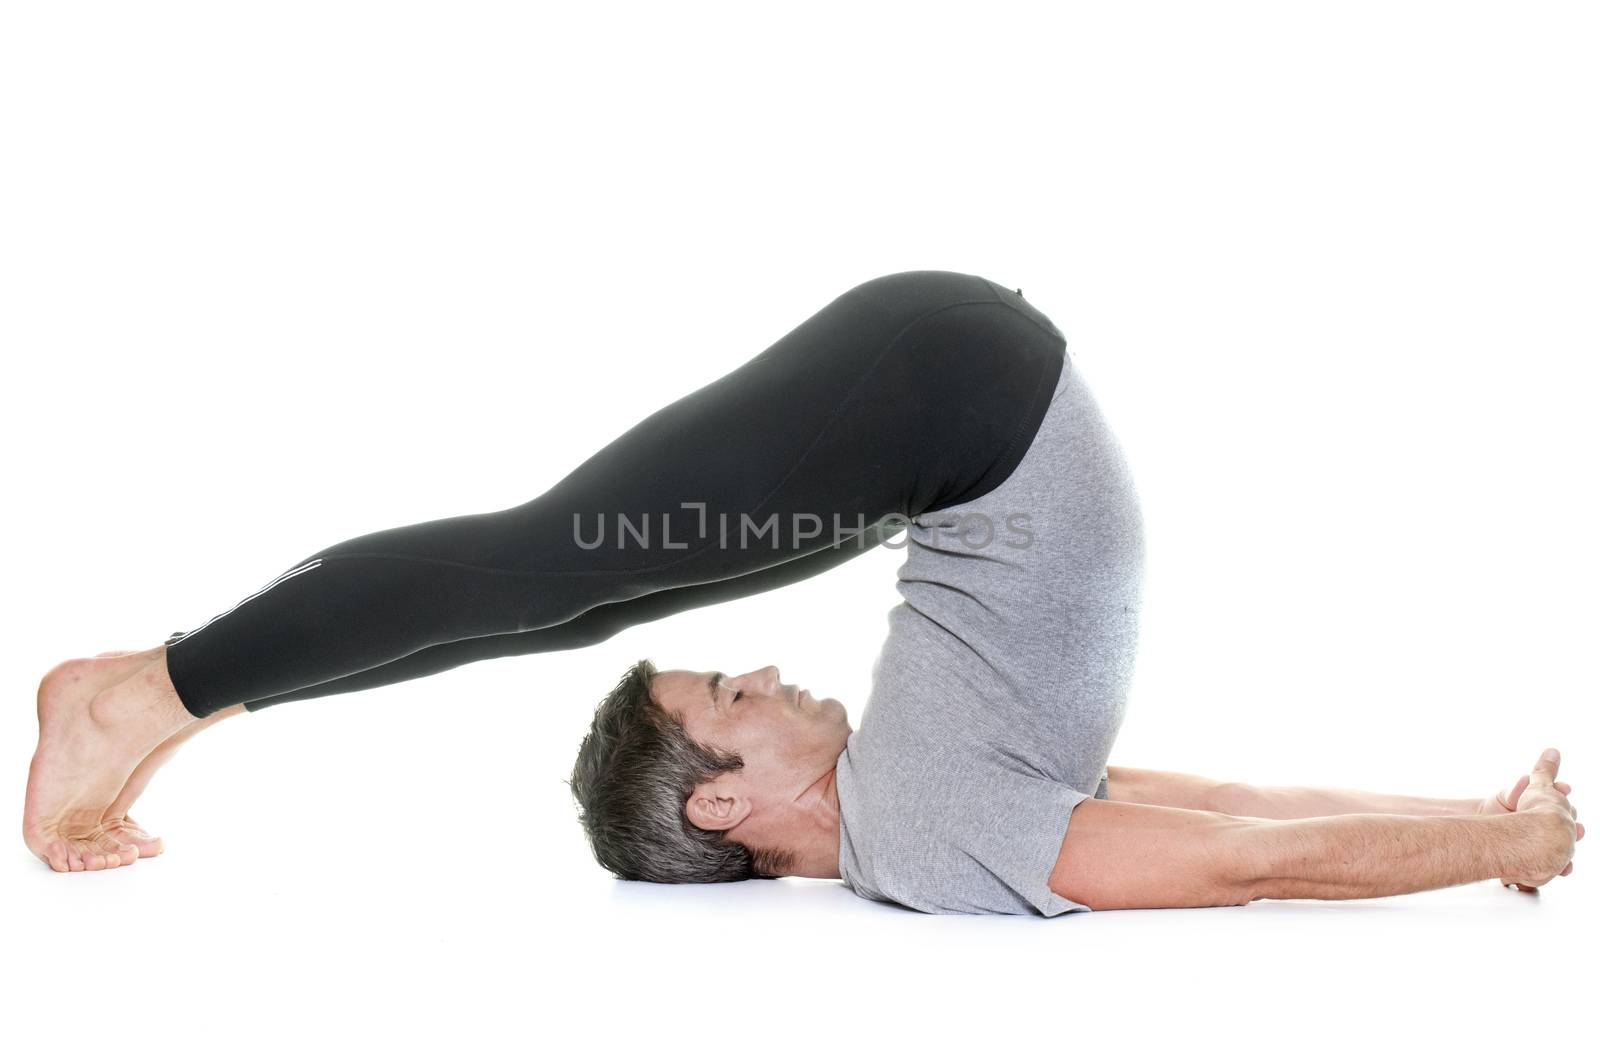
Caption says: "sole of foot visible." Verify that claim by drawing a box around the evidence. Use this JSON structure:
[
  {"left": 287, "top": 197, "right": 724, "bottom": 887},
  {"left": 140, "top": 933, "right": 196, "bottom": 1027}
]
[{"left": 23, "top": 648, "right": 182, "bottom": 873}]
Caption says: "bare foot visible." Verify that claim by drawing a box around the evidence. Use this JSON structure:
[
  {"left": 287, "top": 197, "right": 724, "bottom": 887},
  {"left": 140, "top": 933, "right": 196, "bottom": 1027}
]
[
  {"left": 99, "top": 691, "right": 245, "bottom": 858},
  {"left": 75, "top": 650, "right": 168, "bottom": 858},
  {"left": 23, "top": 647, "right": 197, "bottom": 872}
]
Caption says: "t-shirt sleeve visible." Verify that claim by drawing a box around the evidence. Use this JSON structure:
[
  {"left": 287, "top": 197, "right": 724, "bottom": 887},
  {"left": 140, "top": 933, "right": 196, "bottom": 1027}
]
[{"left": 941, "top": 766, "right": 1098, "bottom": 917}]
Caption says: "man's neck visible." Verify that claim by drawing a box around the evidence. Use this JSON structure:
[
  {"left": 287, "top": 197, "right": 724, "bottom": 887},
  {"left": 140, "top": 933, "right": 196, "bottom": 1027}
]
[{"left": 766, "top": 764, "right": 843, "bottom": 879}]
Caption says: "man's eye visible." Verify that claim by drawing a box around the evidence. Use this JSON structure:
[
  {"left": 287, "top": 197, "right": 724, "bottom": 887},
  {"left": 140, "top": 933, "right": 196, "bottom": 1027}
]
[{"left": 732, "top": 691, "right": 743, "bottom": 703}]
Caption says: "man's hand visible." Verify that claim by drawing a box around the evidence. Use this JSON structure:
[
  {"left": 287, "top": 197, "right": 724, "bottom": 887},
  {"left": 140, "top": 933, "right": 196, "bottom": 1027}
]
[
  {"left": 1492, "top": 748, "right": 1583, "bottom": 892},
  {"left": 1479, "top": 762, "right": 1578, "bottom": 821}
]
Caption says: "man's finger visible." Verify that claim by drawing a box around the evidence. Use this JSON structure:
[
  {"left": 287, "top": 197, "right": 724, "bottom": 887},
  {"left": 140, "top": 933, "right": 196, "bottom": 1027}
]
[
  {"left": 1530, "top": 748, "right": 1560, "bottom": 786},
  {"left": 1505, "top": 774, "right": 1530, "bottom": 810},
  {"left": 1556, "top": 781, "right": 1571, "bottom": 794},
  {"left": 1560, "top": 862, "right": 1573, "bottom": 876}
]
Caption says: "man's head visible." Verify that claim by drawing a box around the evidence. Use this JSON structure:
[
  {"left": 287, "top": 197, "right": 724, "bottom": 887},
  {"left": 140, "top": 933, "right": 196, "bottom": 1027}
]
[{"left": 568, "top": 659, "right": 851, "bottom": 884}]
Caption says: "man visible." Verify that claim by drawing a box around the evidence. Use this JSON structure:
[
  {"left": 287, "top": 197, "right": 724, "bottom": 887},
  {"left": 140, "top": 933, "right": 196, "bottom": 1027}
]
[
  {"left": 578, "top": 661, "right": 1580, "bottom": 912},
  {"left": 24, "top": 269, "right": 1582, "bottom": 892},
  {"left": 570, "top": 359, "right": 1582, "bottom": 914}
]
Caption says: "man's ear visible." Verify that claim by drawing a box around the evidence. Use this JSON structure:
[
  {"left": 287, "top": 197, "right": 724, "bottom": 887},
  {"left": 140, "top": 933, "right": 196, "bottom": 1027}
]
[{"left": 684, "top": 777, "right": 752, "bottom": 832}]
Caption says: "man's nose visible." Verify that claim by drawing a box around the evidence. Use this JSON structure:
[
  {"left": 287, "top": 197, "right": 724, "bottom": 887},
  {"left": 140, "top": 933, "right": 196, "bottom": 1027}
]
[{"left": 732, "top": 665, "right": 781, "bottom": 695}]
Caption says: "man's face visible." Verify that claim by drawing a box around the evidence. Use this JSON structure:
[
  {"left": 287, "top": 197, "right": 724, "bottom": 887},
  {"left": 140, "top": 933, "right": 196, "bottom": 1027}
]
[{"left": 651, "top": 665, "right": 852, "bottom": 832}]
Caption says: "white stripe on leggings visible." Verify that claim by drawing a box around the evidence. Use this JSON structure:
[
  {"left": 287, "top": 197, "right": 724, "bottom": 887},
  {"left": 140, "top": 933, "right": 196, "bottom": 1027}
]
[{"left": 166, "top": 558, "right": 325, "bottom": 646}]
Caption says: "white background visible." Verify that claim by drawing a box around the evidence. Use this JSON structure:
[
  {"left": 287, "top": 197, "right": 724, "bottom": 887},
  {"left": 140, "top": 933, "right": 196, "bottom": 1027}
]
[{"left": 3, "top": 1, "right": 1594, "bottom": 1048}]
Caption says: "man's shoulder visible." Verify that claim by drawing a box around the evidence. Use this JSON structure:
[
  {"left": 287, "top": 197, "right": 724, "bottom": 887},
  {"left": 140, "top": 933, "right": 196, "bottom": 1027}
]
[{"left": 836, "top": 727, "right": 1096, "bottom": 916}]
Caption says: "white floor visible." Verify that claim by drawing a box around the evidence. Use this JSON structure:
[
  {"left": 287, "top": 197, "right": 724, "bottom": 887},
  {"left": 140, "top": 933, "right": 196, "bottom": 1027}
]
[
  {"left": 5, "top": 831, "right": 1588, "bottom": 1049},
  {"left": 5, "top": 643, "right": 1590, "bottom": 1051}
]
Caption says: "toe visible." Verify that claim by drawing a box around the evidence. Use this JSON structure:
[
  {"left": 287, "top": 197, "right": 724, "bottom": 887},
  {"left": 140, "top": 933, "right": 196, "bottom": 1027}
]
[
  {"left": 67, "top": 845, "right": 85, "bottom": 872},
  {"left": 89, "top": 829, "right": 139, "bottom": 868},
  {"left": 112, "top": 818, "right": 163, "bottom": 858},
  {"left": 99, "top": 827, "right": 146, "bottom": 863},
  {"left": 44, "top": 841, "right": 70, "bottom": 873},
  {"left": 79, "top": 832, "right": 119, "bottom": 871}
]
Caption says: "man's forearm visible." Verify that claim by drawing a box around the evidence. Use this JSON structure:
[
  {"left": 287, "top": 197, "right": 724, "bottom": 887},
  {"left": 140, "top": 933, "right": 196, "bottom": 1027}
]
[
  {"left": 1216, "top": 780, "right": 1483, "bottom": 820},
  {"left": 1230, "top": 810, "right": 1545, "bottom": 900},
  {"left": 1109, "top": 766, "right": 1484, "bottom": 819}
]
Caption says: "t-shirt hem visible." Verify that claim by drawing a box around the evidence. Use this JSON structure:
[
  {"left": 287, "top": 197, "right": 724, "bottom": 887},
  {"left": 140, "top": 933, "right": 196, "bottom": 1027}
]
[{"left": 1031, "top": 782, "right": 1096, "bottom": 917}]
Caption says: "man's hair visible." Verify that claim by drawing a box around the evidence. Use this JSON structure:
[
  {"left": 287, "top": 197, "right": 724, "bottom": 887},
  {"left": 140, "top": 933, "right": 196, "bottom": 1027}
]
[{"left": 568, "top": 658, "right": 798, "bottom": 883}]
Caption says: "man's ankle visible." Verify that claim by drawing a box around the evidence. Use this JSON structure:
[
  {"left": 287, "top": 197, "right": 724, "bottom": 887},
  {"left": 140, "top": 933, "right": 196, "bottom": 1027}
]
[{"left": 88, "top": 654, "right": 197, "bottom": 741}]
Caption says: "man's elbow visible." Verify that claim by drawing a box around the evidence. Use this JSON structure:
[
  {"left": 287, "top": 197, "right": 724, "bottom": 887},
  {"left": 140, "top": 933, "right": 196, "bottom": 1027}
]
[
  {"left": 1048, "top": 800, "right": 1259, "bottom": 910},
  {"left": 1050, "top": 866, "right": 1253, "bottom": 911}
]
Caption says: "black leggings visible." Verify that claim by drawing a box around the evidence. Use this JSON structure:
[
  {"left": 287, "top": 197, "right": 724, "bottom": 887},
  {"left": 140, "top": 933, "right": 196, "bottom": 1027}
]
[{"left": 163, "top": 270, "right": 1069, "bottom": 718}]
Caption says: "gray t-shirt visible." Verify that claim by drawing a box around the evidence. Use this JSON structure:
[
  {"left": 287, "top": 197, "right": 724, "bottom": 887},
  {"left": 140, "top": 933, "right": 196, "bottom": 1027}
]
[{"left": 834, "top": 356, "right": 1146, "bottom": 915}]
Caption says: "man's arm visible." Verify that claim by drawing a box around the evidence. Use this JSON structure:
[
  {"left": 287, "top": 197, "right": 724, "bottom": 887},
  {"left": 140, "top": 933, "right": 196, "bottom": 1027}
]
[
  {"left": 1230, "top": 810, "right": 1570, "bottom": 901},
  {"left": 1048, "top": 799, "right": 1255, "bottom": 909},
  {"left": 1106, "top": 764, "right": 1483, "bottom": 819},
  {"left": 1048, "top": 797, "right": 1572, "bottom": 910}
]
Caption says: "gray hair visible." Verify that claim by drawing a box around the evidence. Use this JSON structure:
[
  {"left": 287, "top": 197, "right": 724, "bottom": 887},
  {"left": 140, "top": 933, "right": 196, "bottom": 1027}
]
[{"left": 568, "top": 658, "right": 798, "bottom": 882}]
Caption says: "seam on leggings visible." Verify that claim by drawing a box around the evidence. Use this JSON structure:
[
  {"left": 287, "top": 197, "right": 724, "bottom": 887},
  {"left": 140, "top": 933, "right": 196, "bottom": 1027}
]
[
  {"left": 315, "top": 529, "right": 887, "bottom": 579},
  {"left": 311, "top": 551, "right": 661, "bottom": 578},
  {"left": 979, "top": 276, "right": 1070, "bottom": 346},
  {"left": 327, "top": 296, "right": 1005, "bottom": 580}
]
